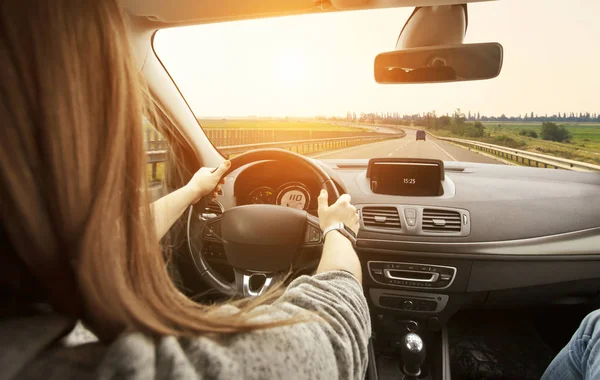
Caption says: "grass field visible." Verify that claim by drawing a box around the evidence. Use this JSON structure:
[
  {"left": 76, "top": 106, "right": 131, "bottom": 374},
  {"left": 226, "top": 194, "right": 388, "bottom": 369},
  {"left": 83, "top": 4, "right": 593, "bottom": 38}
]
[
  {"left": 482, "top": 122, "right": 600, "bottom": 150},
  {"left": 475, "top": 122, "right": 600, "bottom": 165},
  {"left": 144, "top": 119, "right": 373, "bottom": 184},
  {"left": 197, "top": 119, "right": 367, "bottom": 132}
]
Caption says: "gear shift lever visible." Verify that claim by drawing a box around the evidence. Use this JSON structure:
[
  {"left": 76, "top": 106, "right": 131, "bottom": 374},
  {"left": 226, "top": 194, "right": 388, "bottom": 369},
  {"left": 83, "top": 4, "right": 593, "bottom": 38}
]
[{"left": 401, "top": 333, "right": 426, "bottom": 379}]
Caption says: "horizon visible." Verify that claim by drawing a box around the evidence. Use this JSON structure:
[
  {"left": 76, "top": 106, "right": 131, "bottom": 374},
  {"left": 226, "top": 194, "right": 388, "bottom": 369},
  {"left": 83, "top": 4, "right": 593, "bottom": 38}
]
[{"left": 196, "top": 111, "right": 600, "bottom": 120}]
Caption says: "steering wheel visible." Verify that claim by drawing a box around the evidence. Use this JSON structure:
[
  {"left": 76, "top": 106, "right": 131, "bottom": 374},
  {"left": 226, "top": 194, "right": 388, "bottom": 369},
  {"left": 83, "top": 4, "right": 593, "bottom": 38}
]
[{"left": 186, "top": 148, "right": 340, "bottom": 297}]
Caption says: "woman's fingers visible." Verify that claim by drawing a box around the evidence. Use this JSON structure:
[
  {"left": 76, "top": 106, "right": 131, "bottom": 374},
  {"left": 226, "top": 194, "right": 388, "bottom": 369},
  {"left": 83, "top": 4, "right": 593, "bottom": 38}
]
[
  {"left": 335, "top": 193, "right": 351, "bottom": 206},
  {"left": 220, "top": 160, "right": 232, "bottom": 172},
  {"left": 318, "top": 190, "right": 360, "bottom": 233},
  {"left": 318, "top": 189, "right": 328, "bottom": 213},
  {"left": 349, "top": 204, "right": 357, "bottom": 214},
  {"left": 212, "top": 160, "right": 231, "bottom": 180}
]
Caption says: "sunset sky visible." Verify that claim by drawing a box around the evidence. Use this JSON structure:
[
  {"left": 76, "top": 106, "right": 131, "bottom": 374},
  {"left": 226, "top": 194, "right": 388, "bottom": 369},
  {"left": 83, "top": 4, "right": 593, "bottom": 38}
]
[{"left": 154, "top": 0, "right": 600, "bottom": 118}]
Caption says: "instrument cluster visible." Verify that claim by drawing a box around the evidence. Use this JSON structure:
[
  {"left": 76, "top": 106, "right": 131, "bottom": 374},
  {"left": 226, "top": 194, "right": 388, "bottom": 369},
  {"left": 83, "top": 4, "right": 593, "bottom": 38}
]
[{"left": 248, "top": 182, "right": 311, "bottom": 211}]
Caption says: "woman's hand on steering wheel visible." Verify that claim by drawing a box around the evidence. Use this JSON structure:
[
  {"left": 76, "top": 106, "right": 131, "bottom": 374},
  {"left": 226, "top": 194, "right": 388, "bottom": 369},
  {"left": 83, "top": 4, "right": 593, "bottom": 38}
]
[
  {"left": 185, "top": 160, "right": 231, "bottom": 204},
  {"left": 317, "top": 190, "right": 359, "bottom": 235}
]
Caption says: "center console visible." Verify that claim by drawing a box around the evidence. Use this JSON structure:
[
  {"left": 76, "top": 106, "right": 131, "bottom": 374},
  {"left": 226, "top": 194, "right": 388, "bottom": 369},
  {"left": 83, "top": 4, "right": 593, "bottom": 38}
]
[
  {"left": 361, "top": 159, "right": 463, "bottom": 380},
  {"left": 364, "top": 258, "right": 466, "bottom": 380},
  {"left": 368, "top": 261, "right": 455, "bottom": 318}
]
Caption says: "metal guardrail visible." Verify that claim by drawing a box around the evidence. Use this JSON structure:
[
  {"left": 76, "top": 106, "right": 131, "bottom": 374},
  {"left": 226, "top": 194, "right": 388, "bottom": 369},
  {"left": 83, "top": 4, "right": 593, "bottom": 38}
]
[
  {"left": 218, "top": 135, "right": 396, "bottom": 157},
  {"left": 145, "top": 134, "right": 401, "bottom": 182},
  {"left": 437, "top": 136, "right": 600, "bottom": 172},
  {"left": 204, "top": 127, "right": 386, "bottom": 147}
]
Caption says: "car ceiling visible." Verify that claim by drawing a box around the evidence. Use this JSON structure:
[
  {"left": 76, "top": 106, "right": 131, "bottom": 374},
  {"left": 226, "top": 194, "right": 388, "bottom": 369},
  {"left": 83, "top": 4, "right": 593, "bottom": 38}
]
[{"left": 119, "top": 0, "right": 493, "bottom": 26}]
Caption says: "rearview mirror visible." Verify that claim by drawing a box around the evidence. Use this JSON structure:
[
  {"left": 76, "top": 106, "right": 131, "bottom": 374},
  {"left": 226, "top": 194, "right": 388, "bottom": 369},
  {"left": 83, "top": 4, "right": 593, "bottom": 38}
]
[{"left": 374, "top": 42, "right": 503, "bottom": 84}]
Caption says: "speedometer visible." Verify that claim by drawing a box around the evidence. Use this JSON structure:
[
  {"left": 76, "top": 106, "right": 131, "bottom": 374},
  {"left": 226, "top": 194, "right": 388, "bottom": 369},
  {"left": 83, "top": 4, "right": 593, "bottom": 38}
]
[
  {"left": 248, "top": 186, "right": 275, "bottom": 205},
  {"left": 276, "top": 183, "right": 310, "bottom": 211}
]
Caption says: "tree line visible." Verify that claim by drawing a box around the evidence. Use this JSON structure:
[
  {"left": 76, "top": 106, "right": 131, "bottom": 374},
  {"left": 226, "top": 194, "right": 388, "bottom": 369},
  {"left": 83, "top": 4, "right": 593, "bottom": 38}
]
[
  {"left": 466, "top": 111, "right": 600, "bottom": 123},
  {"left": 354, "top": 110, "right": 575, "bottom": 143},
  {"left": 411, "top": 110, "right": 486, "bottom": 138},
  {"left": 337, "top": 110, "right": 600, "bottom": 124}
]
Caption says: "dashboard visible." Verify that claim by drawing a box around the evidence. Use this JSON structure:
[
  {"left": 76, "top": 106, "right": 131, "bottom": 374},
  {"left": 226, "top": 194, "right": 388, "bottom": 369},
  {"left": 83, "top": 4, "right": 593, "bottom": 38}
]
[
  {"left": 223, "top": 158, "right": 600, "bottom": 245},
  {"left": 209, "top": 158, "right": 600, "bottom": 334},
  {"left": 327, "top": 159, "right": 599, "bottom": 326}
]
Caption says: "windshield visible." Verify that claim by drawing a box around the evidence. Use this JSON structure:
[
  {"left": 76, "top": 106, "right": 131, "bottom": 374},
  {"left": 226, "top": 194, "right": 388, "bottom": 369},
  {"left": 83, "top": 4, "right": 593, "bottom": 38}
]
[{"left": 154, "top": 0, "right": 600, "bottom": 167}]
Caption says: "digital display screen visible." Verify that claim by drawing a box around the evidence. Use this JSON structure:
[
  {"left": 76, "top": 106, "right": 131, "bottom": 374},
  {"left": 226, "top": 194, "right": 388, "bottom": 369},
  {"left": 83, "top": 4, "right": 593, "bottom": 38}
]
[{"left": 368, "top": 160, "right": 443, "bottom": 196}]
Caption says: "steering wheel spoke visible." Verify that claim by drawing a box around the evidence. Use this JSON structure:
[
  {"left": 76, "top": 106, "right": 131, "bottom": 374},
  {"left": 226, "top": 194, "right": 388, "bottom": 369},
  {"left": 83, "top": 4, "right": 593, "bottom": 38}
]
[
  {"left": 302, "top": 214, "right": 323, "bottom": 247},
  {"left": 234, "top": 269, "right": 281, "bottom": 297},
  {"left": 202, "top": 216, "right": 223, "bottom": 243}
]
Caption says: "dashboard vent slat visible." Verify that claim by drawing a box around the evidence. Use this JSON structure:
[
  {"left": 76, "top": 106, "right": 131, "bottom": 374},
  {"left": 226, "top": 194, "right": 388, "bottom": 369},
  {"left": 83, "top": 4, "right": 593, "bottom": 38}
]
[
  {"left": 362, "top": 207, "right": 401, "bottom": 229},
  {"left": 422, "top": 208, "right": 462, "bottom": 233}
]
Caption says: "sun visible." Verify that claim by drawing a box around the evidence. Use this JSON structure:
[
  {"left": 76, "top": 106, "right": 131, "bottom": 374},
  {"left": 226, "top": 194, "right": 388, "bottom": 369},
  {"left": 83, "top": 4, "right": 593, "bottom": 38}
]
[{"left": 277, "top": 50, "right": 306, "bottom": 83}]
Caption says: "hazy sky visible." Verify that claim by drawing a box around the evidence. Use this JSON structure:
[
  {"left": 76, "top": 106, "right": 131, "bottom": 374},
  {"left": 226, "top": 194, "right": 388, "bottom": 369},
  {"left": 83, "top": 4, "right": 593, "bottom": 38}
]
[{"left": 154, "top": 0, "right": 600, "bottom": 118}]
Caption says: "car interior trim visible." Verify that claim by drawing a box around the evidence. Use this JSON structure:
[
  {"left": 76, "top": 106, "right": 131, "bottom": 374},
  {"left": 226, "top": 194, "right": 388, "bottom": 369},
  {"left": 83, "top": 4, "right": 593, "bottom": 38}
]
[
  {"left": 368, "top": 261, "right": 457, "bottom": 290},
  {"left": 370, "top": 288, "right": 450, "bottom": 313},
  {"left": 357, "top": 226, "right": 600, "bottom": 256}
]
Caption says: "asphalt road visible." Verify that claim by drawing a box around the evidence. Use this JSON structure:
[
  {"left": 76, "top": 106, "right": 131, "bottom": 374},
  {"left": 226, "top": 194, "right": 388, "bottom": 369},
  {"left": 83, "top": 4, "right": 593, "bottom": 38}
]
[{"left": 311, "top": 129, "right": 501, "bottom": 164}]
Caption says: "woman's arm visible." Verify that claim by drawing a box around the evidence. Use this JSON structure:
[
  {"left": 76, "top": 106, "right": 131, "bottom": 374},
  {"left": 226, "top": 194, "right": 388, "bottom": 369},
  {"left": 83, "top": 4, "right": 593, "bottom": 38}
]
[
  {"left": 99, "top": 270, "right": 371, "bottom": 380},
  {"left": 98, "top": 190, "right": 368, "bottom": 380},
  {"left": 150, "top": 185, "right": 197, "bottom": 240},
  {"left": 315, "top": 191, "right": 362, "bottom": 282},
  {"left": 151, "top": 160, "right": 230, "bottom": 239}
]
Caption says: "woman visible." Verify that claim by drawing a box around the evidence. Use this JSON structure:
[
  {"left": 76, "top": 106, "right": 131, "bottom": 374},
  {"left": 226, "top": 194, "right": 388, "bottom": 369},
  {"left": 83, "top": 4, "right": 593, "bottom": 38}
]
[{"left": 0, "top": 1, "right": 369, "bottom": 379}]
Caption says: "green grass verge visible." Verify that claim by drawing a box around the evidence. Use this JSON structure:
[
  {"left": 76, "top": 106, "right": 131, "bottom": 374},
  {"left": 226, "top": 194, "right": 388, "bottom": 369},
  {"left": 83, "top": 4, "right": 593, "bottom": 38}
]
[
  {"left": 482, "top": 122, "right": 600, "bottom": 151},
  {"left": 445, "top": 122, "right": 600, "bottom": 165}
]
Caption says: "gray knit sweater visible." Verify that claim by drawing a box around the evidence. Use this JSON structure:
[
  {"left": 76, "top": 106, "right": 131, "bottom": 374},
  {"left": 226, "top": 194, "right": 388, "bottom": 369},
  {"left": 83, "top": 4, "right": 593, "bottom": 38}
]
[{"left": 1, "top": 271, "right": 371, "bottom": 380}]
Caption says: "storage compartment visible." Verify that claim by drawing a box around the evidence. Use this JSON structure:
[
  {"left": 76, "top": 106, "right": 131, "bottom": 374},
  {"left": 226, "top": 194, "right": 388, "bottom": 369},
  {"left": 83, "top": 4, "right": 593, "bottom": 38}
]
[
  {"left": 485, "top": 279, "right": 600, "bottom": 306},
  {"left": 467, "top": 260, "right": 600, "bottom": 292}
]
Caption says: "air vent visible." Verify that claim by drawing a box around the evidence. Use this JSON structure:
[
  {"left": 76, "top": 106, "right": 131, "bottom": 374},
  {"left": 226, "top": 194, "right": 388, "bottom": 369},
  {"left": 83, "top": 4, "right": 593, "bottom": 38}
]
[
  {"left": 362, "top": 207, "right": 401, "bottom": 229},
  {"left": 422, "top": 209, "right": 461, "bottom": 233},
  {"left": 201, "top": 200, "right": 223, "bottom": 220}
]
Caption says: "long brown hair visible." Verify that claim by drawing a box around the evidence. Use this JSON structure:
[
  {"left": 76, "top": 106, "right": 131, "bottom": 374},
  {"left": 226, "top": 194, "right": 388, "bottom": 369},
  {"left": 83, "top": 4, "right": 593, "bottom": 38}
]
[{"left": 0, "top": 0, "right": 297, "bottom": 341}]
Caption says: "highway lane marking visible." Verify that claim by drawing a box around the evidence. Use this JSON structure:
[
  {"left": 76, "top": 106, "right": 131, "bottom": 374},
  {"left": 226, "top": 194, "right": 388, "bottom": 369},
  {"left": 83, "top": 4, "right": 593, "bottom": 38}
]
[
  {"left": 429, "top": 139, "right": 458, "bottom": 161},
  {"left": 310, "top": 140, "right": 398, "bottom": 158},
  {"left": 442, "top": 140, "right": 509, "bottom": 165}
]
